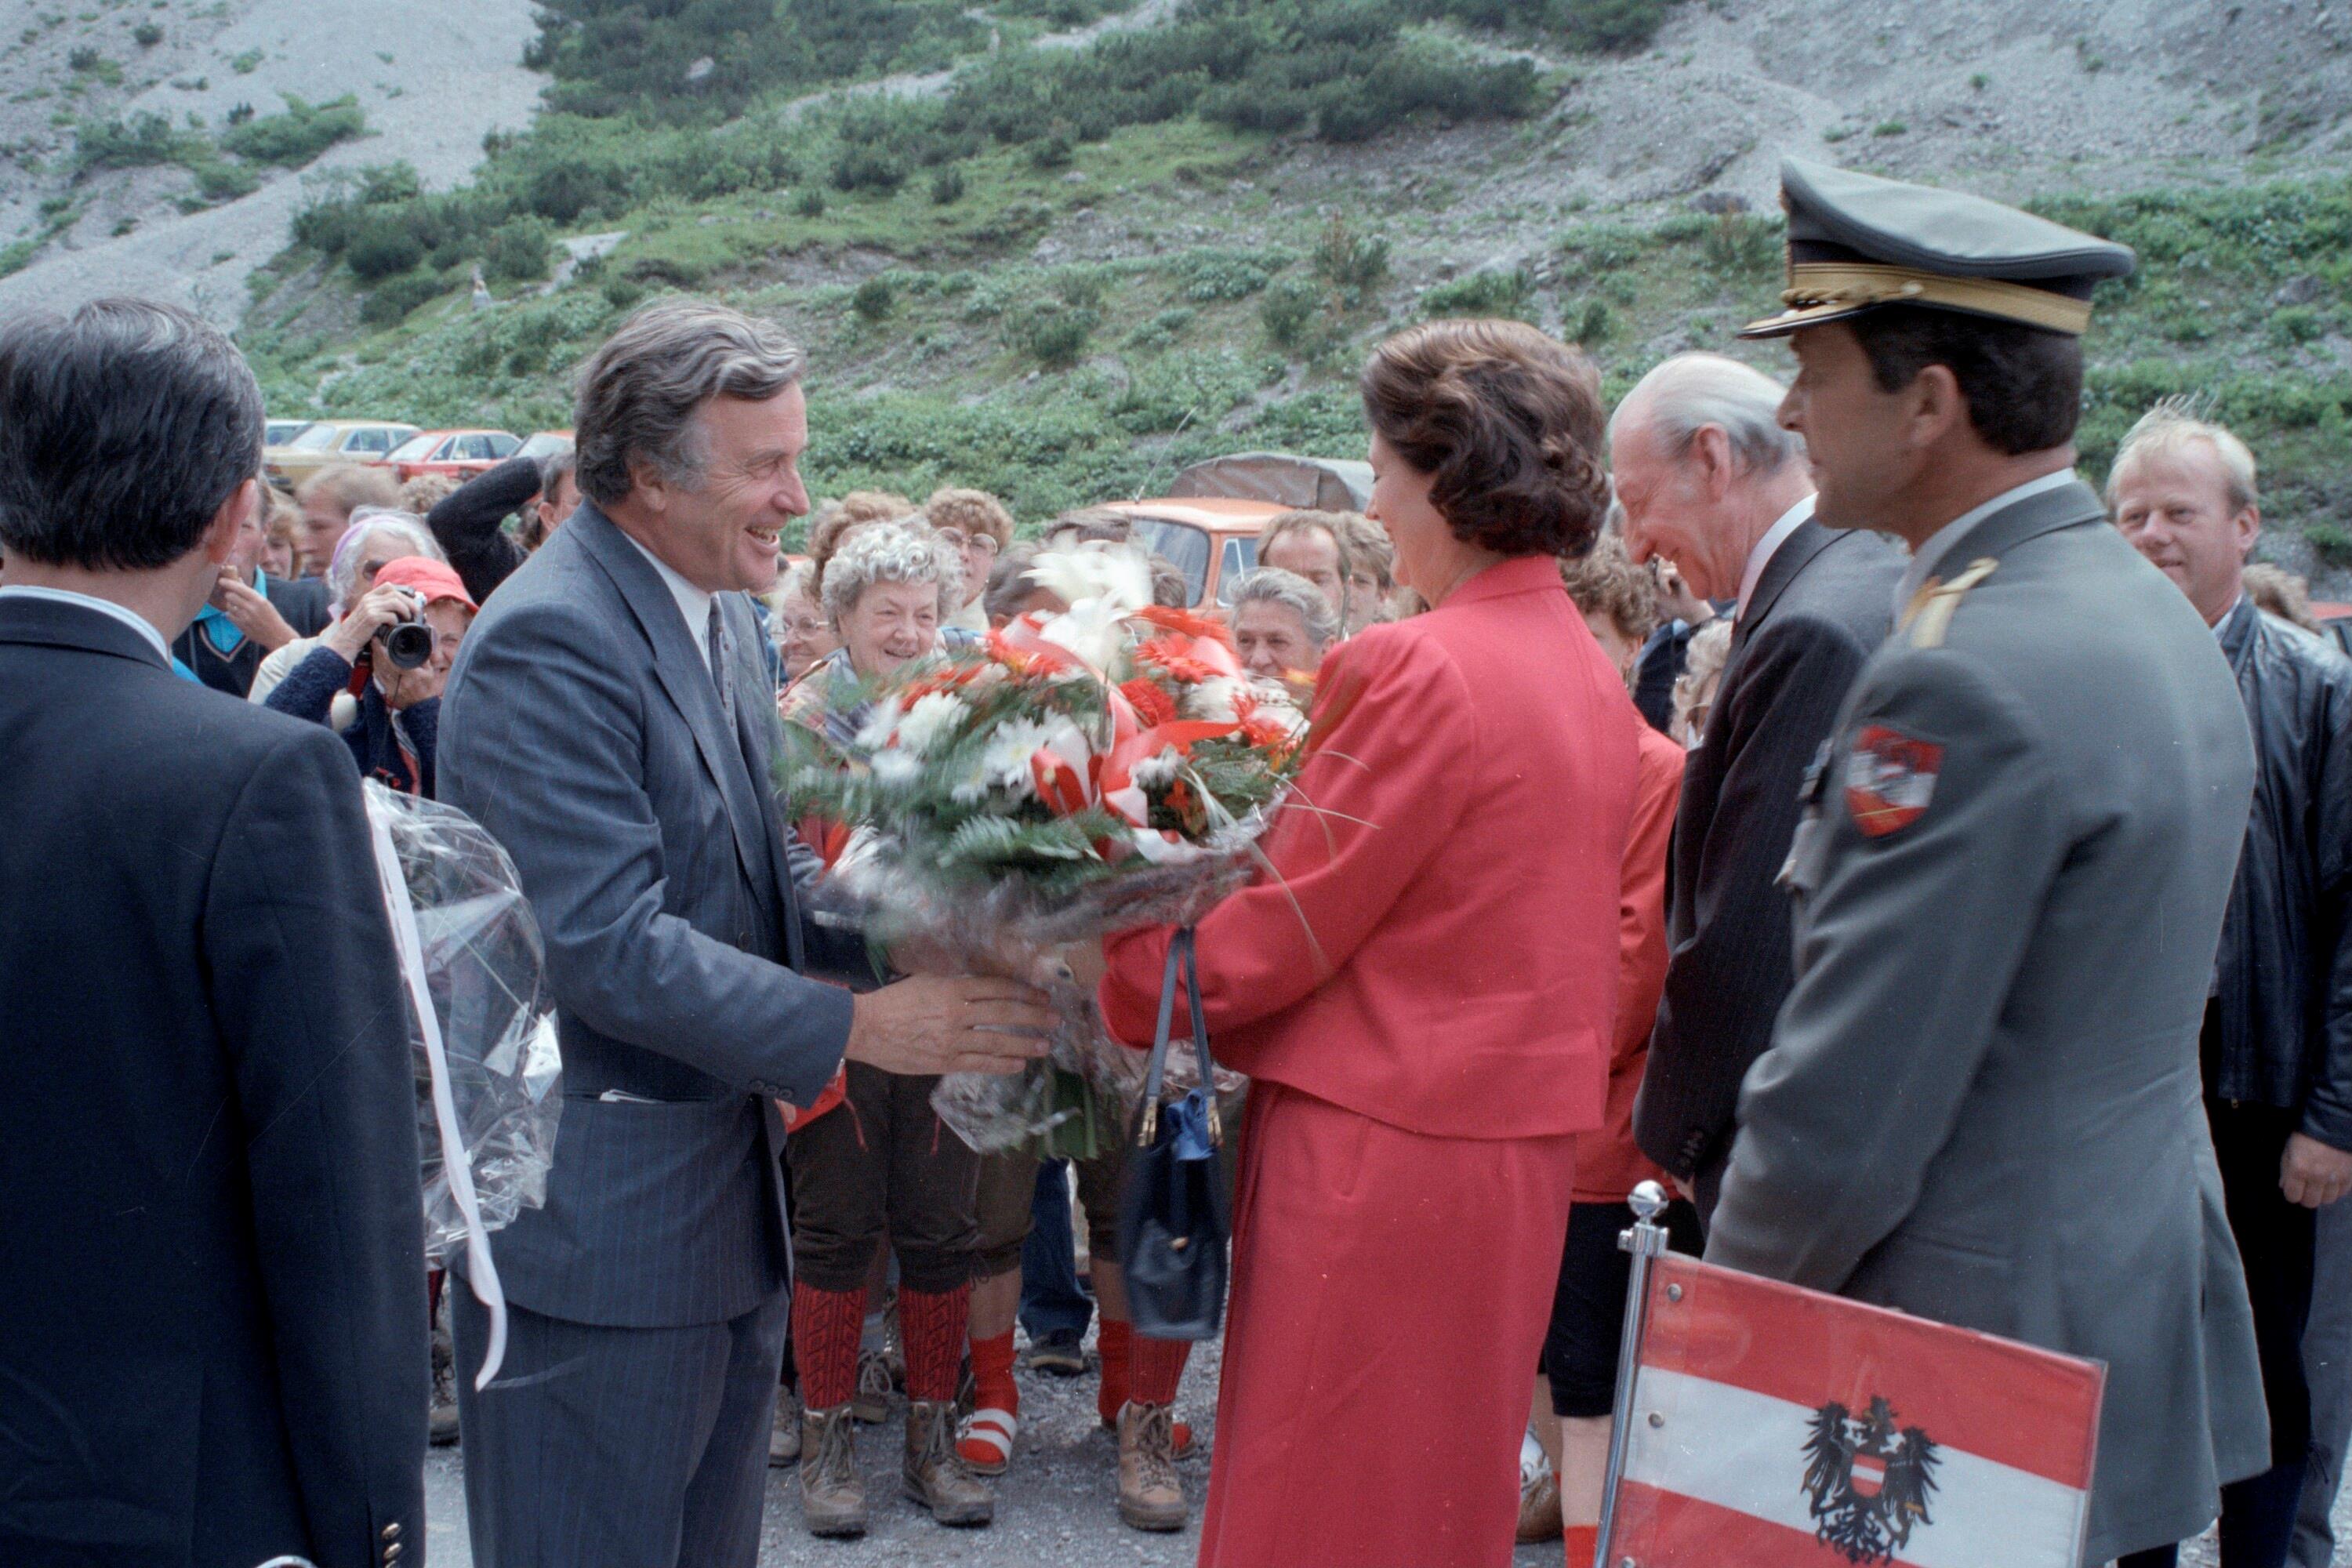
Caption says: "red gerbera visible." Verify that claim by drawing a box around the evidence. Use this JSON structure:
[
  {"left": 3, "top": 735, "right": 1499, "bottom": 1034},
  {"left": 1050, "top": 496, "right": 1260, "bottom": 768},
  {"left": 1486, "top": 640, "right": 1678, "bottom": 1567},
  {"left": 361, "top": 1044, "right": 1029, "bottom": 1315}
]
[
  {"left": 1137, "top": 604, "right": 1236, "bottom": 648},
  {"left": 1120, "top": 677, "right": 1179, "bottom": 728},
  {"left": 1138, "top": 641, "right": 1222, "bottom": 685}
]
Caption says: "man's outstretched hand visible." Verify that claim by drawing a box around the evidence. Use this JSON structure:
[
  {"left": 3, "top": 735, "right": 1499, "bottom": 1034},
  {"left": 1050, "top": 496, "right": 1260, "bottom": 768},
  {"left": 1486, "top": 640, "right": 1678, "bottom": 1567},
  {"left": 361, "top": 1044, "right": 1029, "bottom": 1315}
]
[{"left": 844, "top": 975, "right": 1057, "bottom": 1076}]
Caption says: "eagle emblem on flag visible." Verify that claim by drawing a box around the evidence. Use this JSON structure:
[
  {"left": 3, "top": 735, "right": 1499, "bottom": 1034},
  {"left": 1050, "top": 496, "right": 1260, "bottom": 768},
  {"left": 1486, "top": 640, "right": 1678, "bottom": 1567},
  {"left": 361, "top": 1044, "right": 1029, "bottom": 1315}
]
[{"left": 1801, "top": 1396, "right": 1941, "bottom": 1565}]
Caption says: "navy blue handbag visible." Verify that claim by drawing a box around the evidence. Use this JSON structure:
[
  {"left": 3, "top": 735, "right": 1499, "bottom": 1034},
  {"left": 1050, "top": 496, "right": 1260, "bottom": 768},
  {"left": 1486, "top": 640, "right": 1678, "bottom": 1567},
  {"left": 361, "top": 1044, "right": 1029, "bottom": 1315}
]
[{"left": 1116, "top": 927, "right": 1230, "bottom": 1341}]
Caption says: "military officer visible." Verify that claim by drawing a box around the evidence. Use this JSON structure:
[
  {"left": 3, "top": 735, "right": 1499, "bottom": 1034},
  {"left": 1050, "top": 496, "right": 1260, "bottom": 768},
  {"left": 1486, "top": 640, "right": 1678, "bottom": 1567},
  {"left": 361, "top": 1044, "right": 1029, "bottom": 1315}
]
[{"left": 1704, "top": 157, "right": 2271, "bottom": 1567}]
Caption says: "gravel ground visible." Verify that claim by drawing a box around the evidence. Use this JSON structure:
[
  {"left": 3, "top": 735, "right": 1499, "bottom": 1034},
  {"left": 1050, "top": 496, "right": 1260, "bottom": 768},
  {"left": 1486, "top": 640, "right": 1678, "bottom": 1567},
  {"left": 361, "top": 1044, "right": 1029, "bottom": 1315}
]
[
  {"left": 419, "top": 1309, "right": 2352, "bottom": 1566},
  {"left": 419, "top": 1320, "right": 1569, "bottom": 1567},
  {"left": 0, "top": 0, "right": 541, "bottom": 328}
]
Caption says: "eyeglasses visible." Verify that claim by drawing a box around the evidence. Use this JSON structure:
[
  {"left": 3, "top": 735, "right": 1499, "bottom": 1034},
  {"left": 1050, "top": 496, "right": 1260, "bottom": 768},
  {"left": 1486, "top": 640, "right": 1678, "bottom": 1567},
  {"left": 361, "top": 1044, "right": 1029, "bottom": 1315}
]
[{"left": 937, "top": 529, "right": 998, "bottom": 556}]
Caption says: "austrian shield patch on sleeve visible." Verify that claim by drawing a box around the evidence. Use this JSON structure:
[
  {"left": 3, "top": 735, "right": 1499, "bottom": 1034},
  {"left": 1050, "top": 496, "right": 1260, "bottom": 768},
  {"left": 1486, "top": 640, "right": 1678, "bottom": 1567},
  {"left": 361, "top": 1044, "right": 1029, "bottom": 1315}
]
[{"left": 1843, "top": 724, "right": 1943, "bottom": 838}]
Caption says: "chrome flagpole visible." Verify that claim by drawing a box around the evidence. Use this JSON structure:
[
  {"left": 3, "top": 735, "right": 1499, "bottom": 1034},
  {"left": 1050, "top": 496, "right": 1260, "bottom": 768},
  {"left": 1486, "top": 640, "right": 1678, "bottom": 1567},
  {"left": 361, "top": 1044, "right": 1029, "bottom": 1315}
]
[{"left": 1593, "top": 1178, "right": 1671, "bottom": 1568}]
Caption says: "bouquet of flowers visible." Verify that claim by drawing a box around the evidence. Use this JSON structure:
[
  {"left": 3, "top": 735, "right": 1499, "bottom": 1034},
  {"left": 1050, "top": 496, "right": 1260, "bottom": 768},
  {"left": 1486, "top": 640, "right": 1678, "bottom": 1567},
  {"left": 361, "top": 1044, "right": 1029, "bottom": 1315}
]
[{"left": 781, "top": 544, "right": 1307, "bottom": 1152}]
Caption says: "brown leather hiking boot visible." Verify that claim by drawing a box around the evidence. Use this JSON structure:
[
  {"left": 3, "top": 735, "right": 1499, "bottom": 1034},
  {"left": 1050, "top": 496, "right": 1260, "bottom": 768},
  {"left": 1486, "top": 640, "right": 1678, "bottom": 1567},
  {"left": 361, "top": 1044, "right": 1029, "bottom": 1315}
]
[
  {"left": 799, "top": 1403, "right": 866, "bottom": 1537},
  {"left": 903, "top": 1399, "right": 993, "bottom": 1527},
  {"left": 1117, "top": 1401, "right": 1187, "bottom": 1532}
]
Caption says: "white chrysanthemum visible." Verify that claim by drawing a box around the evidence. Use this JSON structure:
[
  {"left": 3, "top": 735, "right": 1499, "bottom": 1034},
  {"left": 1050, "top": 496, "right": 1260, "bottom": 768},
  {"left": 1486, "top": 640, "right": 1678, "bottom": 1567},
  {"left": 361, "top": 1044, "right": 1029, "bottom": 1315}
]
[
  {"left": 854, "top": 707, "right": 901, "bottom": 753},
  {"left": 869, "top": 749, "right": 923, "bottom": 789},
  {"left": 973, "top": 713, "right": 1093, "bottom": 800},
  {"left": 1025, "top": 542, "right": 1152, "bottom": 619},
  {"left": 891, "top": 691, "right": 968, "bottom": 758},
  {"left": 1184, "top": 676, "right": 1246, "bottom": 724},
  {"left": 1131, "top": 746, "right": 1183, "bottom": 789}
]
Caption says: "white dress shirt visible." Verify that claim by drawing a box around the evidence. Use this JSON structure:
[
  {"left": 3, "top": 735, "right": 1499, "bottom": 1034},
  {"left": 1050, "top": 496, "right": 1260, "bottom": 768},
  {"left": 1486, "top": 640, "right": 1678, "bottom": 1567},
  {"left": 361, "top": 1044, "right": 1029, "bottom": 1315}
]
[
  {"left": 622, "top": 532, "right": 716, "bottom": 677},
  {"left": 0, "top": 584, "right": 172, "bottom": 664},
  {"left": 1893, "top": 467, "right": 2080, "bottom": 619},
  {"left": 1734, "top": 494, "right": 1817, "bottom": 621}
]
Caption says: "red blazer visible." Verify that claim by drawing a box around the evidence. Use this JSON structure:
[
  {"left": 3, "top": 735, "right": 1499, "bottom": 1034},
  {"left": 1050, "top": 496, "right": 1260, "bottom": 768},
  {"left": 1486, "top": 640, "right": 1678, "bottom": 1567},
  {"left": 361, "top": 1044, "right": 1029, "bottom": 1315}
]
[
  {"left": 1101, "top": 554, "right": 1639, "bottom": 1142},
  {"left": 1574, "top": 719, "right": 1684, "bottom": 1200}
]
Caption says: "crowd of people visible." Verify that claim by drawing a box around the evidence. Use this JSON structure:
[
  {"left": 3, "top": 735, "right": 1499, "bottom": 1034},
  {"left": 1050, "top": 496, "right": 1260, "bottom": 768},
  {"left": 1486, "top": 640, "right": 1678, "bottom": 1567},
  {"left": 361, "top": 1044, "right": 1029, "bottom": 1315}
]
[{"left": 5, "top": 151, "right": 2351, "bottom": 1568}]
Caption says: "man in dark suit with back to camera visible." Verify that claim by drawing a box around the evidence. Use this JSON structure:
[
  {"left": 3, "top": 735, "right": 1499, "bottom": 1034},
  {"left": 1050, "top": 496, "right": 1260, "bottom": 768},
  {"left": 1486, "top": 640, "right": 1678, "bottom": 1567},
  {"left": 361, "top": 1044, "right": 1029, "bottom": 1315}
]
[
  {"left": 0, "top": 299, "right": 428, "bottom": 1568},
  {"left": 1706, "top": 156, "right": 2270, "bottom": 1568},
  {"left": 438, "top": 299, "right": 1055, "bottom": 1568},
  {"left": 1614, "top": 350, "right": 1902, "bottom": 1221}
]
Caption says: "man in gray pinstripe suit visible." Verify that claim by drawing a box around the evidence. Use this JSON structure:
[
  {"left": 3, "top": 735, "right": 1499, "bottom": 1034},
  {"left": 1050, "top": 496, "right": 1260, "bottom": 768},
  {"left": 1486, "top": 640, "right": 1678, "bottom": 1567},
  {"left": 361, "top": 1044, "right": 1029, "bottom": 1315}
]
[{"left": 439, "top": 300, "right": 1054, "bottom": 1568}]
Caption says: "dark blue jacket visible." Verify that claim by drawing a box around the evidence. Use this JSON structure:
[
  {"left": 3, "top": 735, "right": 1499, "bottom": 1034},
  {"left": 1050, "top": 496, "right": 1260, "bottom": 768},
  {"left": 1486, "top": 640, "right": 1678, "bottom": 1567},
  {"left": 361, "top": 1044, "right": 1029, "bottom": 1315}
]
[
  {"left": 263, "top": 641, "right": 441, "bottom": 797},
  {"left": 0, "top": 593, "right": 426, "bottom": 1567}
]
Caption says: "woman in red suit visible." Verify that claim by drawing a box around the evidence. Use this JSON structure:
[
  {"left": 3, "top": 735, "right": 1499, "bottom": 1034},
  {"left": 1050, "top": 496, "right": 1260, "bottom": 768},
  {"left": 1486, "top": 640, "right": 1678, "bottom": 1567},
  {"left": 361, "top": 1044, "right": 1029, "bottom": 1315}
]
[{"left": 1088, "top": 320, "right": 1639, "bottom": 1567}]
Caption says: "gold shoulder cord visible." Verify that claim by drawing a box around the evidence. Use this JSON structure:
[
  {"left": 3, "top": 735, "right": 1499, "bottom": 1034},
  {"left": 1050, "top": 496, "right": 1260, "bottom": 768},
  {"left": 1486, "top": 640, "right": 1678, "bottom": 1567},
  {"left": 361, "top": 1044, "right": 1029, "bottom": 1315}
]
[{"left": 1903, "top": 557, "right": 2000, "bottom": 648}]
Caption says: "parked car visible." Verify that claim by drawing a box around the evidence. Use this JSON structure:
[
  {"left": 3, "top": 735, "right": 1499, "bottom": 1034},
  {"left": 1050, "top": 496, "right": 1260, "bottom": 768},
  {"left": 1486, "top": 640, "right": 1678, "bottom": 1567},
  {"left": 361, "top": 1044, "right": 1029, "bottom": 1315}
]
[
  {"left": 264, "top": 418, "right": 314, "bottom": 447},
  {"left": 384, "top": 429, "right": 524, "bottom": 483},
  {"left": 263, "top": 419, "right": 421, "bottom": 491},
  {"left": 1098, "top": 452, "right": 1376, "bottom": 613},
  {"left": 517, "top": 429, "right": 575, "bottom": 463}
]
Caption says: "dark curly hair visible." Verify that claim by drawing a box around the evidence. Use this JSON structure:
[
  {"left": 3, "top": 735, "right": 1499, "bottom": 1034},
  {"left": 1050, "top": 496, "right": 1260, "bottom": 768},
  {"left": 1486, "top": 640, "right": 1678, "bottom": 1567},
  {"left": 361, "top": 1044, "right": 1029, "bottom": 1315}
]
[{"left": 1359, "top": 319, "right": 1611, "bottom": 561}]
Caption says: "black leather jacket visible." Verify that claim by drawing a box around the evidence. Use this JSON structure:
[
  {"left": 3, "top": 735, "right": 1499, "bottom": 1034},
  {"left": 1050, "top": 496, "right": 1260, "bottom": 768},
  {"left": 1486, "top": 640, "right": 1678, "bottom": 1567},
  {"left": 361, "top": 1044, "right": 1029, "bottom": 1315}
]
[{"left": 2209, "top": 595, "right": 2352, "bottom": 1151}]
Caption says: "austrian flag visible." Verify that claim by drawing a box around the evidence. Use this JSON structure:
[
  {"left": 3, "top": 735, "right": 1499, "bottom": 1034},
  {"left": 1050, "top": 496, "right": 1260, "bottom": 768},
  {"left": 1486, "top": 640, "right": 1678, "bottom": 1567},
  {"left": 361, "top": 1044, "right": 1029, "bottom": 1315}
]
[{"left": 1606, "top": 1255, "right": 2105, "bottom": 1568}]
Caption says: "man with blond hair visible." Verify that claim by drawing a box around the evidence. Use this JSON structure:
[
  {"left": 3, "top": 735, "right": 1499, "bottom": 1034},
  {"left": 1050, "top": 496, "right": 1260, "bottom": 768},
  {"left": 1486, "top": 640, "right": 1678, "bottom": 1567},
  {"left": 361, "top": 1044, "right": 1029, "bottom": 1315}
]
[
  {"left": 1255, "top": 509, "right": 1353, "bottom": 626},
  {"left": 2111, "top": 399, "right": 2352, "bottom": 1568},
  {"left": 293, "top": 462, "right": 401, "bottom": 578}
]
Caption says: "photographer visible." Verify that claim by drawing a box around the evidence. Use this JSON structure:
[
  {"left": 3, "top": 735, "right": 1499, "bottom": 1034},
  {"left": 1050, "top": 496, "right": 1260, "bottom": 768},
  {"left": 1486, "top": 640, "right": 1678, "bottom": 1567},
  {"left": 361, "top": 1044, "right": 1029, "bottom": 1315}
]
[{"left": 262, "top": 554, "right": 476, "bottom": 797}]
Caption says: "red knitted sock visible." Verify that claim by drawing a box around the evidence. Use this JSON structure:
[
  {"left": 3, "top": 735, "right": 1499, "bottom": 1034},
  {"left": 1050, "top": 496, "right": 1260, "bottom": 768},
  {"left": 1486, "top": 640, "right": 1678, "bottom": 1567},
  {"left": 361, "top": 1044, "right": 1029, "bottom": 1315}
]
[
  {"left": 967, "top": 1329, "right": 1018, "bottom": 1418},
  {"left": 1096, "top": 1317, "right": 1132, "bottom": 1426},
  {"left": 1565, "top": 1524, "right": 1598, "bottom": 1565},
  {"left": 791, "top": 1283, "right": 867, "bottom": 1411},
  {"left": 897, "top": 1283, "right": 971, "bottom": 1403},
  {"left": 1129, "top": 1332, "right": 1192, "bottom": 1407}
]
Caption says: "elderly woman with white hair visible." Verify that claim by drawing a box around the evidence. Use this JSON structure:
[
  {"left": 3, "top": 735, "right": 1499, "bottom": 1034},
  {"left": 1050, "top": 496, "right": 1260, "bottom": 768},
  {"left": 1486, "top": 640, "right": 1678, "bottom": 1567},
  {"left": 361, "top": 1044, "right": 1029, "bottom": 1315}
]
[
  {"left": 256, "top": 508, "right": 477, "bottom": 798},
  {"left": 772, "top": 519, "right": 994, "bottom": 1537},
  {"left": 1229, "top": 565, "right": 1340, "bottom": 702},
  {"left": 246, "top": 509, "right": 451, "bottom": 704}
]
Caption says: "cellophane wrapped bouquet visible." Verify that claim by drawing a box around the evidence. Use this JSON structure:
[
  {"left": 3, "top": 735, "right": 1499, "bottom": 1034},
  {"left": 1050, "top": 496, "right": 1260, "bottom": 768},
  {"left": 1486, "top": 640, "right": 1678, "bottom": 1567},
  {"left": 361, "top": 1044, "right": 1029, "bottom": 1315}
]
[
  {"left": 782, "top": 544, "right": 1306, "bottom": 1152},
  {"left": 363, "top": 782, "right": 564, "bottom": 1261}
]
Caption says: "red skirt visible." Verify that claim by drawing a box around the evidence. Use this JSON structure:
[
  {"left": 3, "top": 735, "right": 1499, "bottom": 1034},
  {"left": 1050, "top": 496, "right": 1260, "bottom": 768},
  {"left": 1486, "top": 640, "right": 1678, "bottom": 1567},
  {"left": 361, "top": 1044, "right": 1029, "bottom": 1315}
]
[{"left": 1199, "top": 1083, "right": 1578, "bottom": 1568}]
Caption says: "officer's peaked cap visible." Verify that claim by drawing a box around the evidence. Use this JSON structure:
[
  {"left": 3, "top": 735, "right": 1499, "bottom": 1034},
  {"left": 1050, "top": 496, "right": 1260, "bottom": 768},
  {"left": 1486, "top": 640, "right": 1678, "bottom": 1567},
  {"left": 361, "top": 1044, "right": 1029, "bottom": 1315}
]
[{"left": 1740, "top": 157, "right": 2135, "bottom": 340}]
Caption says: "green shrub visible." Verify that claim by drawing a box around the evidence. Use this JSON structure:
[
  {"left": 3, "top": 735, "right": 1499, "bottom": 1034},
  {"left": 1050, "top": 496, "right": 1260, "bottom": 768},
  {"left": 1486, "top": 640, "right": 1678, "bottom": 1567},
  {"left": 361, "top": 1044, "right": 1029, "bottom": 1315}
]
[
  {"left": 795, "top": 187, "right": 828, "bottom": 218},
  {"left": 1571, "top": 297, "right": 1612, "bottom": 346},
  {"left": 2308, "top": 523, "right": 2352, "bottom": 568},
  {"left": 1700, "top": 211, "right": 1779, "bottom": 275},
  {"left": 1055, "top": 267, "right": 1109, "bottom": 310},
  {"left": 2269, "top": 307, "right": 2326, "bottom": 347},
  {"left": 831, "top": 143, "right": 907, "bottom": 194},
  {"left": 601, "top": 273, "right": 647, "bottom": 312},
  {"left": 484, "top": 217, "right": 554, "bottom": 283},
  {"left": 231, "top": 48, "right": 263, "bottom": 74},
  {"left": 1008, "top": 303, "right": 1097, "bottom": 368},
  {"left": 930, "top": 167, "right": 964, "bottom": 204},
  {"left": 1174, "top": 248, "right": 1286, "bottom": 302},
  {"left": 75, "top": 111, "right": 187, "bottom": 172},
  {"left": 360, "top": 270, "right": 445, "bottom": 326},
  {"left": 133, "top": 22, "right": 163, "bottom": 47},
  {"left": 1872, "top": 120, "right": 1907, "bottom": 136},
  {"left": 347, "top": 222, "right": 427, "bottom": 282},
  {"left": 220, "top": 94, "right": 367, "bottom": 169},
  {"left": 852, "top": 274, "right": 897, "bottom": 321},
  {"left": 1260, "top": 278, "right": 1322, "bottom": 350},
  {"left": 1312, "top": 213, "right": 1390, "bottom": 307},
  {"left": 1422, "top": 268, "right": 1534, "bottom": 321}
]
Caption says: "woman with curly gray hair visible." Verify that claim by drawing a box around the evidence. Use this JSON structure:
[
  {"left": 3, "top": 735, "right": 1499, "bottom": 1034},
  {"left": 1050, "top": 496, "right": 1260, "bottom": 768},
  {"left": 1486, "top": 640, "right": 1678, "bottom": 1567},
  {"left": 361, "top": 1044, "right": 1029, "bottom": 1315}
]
[{"left": 773, "top": 517, "right": 993, "bottom": 1537}]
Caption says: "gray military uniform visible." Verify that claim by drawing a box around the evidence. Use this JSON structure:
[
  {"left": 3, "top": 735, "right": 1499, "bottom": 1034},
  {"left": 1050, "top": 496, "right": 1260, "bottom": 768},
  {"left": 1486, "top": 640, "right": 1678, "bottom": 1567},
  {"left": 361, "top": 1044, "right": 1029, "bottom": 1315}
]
[{"left": 1706, "top": 477, "right": 2271, "bottom": 1562}]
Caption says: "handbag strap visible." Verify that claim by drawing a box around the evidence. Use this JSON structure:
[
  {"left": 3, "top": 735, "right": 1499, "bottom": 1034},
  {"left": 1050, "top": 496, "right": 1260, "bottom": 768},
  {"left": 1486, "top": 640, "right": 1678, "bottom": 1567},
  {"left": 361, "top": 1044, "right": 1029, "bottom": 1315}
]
[{"left": 1138, "top": 927, "right": 1222, "bottom": 1149}]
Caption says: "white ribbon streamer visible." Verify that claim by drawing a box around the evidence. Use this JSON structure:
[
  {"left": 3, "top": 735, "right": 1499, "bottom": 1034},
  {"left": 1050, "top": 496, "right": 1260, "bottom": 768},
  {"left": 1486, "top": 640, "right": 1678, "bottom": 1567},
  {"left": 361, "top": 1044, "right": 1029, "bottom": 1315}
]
[{"left": 368, "top": 808, "right": 511, "bottom": 1390}]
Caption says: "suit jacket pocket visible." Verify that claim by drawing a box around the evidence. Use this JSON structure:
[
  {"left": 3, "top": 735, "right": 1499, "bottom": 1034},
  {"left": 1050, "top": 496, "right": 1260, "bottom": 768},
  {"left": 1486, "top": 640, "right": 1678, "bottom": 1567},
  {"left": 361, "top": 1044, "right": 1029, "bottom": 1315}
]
[{"left": 1849, "top": 1225, "right": 2018, "bottom": 1338}]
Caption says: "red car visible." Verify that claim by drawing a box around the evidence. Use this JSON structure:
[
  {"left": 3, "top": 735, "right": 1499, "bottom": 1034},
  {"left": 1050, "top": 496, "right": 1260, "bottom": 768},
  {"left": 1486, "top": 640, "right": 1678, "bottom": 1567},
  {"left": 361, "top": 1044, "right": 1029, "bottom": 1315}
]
[{"left": 382, "top": 428, "right": 522, "bottom": 483}]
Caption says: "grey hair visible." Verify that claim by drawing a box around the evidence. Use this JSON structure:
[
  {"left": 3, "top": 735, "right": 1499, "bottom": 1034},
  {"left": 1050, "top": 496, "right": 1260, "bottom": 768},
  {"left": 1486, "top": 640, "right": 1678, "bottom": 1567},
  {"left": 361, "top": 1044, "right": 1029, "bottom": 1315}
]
[
  {"left": 328, "top": 508, "right": 443, "bottom": 609},
  {"left": 539, "top": 441, "right": 578, "bottom": 497},
  {"left": 821, "top": 521, "right": 962, "bottom": 626},
  {"left": 1610, "top": 352, "right": 1802, "bottom": 477},
  {"left": 2106, "top": 396, "right": 2259, "bottom": 514},
  {"left": 573, "top": 299, "right": 805, "bottom": 507},
  {"left": 1231, "top": 566, "right": 1340, "bottom": 649}
]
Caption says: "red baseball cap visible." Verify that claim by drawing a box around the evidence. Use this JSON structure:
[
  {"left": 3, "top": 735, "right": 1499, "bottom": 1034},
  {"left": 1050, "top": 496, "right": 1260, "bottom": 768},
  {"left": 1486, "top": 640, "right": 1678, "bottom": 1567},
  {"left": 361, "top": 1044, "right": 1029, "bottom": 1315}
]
[{"left": 372, "top": 556, "right": 477, "bottom": 612}]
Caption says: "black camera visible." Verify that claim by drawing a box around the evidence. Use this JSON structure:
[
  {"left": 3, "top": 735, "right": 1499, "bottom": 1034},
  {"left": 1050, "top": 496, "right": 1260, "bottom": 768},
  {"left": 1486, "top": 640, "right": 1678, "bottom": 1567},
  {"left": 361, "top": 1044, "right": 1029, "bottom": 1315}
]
[{"left": 374, "top": 586, "right": 436, "bottom": 671}]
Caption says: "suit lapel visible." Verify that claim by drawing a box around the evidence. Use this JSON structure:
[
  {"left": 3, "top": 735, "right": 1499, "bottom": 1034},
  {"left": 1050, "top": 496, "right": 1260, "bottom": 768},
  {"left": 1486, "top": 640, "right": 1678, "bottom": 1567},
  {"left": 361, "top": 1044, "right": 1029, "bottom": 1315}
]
[
  {"left": 572, "top": 505, "right": 775, "bottom": 905},
  {"left": 1735, "top": 519, "right": 1837, "bottom": 648}
]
